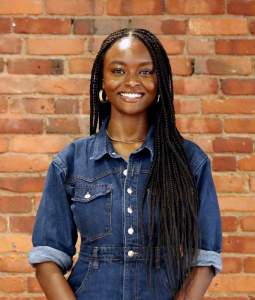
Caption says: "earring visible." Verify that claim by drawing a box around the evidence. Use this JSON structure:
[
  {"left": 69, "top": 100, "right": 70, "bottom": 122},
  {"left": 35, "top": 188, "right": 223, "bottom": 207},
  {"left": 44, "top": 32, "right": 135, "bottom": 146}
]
[
  {"left": 99, "top": 89, "right": 108, "bottom": 103},
  {"left": 157, "top": 94, "right": 160, "bottom": 103}
]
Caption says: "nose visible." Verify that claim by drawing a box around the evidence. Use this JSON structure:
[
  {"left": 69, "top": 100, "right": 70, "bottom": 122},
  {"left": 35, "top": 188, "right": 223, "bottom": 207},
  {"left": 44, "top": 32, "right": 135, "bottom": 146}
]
[{"left": 124, "top": 73, "right": 140, "bottom": 88}]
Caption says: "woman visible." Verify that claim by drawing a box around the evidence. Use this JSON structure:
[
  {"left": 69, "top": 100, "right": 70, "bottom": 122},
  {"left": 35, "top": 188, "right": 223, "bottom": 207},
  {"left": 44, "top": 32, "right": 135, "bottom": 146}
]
[{"left": 29, "top": 28, "right": 222, "bottom": 300}]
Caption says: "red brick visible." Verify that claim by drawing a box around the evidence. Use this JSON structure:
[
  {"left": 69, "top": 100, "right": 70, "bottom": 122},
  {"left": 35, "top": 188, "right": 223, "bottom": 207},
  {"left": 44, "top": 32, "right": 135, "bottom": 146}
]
[
  {"left": 45, "top": 0, "right": 103, "bottom": 16},
  {"left": 27, "top": 38, "right": 85, "bottom": 55},
  {"left": 222, "top": 257, "right": 242, "bottom": 273},
  {"left": 202, "top": 99, "right": 255, "bottom": 114},
  {"left": 55, "top": 99, "right": 80, "bottom": 114},
  {"left": 0, "top": 97, "right": 8, "bottom": 113},
  {"left": 0, "top": 0, "right": 42, "bottom": 15},
  {"left": 222, "top": 216, "right": 238, "bottom": 232},
  {"left": 0, "top": 119, "right": 43, "bottom": 134},
  {"left": 0, "top": 196, "right": 32, "bottom": 213},
  {"left": 0, "top": 277, "right": 26, "bottom": 293},
  {"left": 224, "top": 119, "right": 255, "bottom": 133},
  {"left": 0, "top": 255, "right": 33, "bottom": 272},
  {"left": 213, "top": 137, "right": 253, "bottom": 153},
  {"left": 0, "top": 154, "right": 49, "bottom": 172},
  {"left": 240, "top": 216, "right": 255, "bottom": 231},
  {"left": 161, "top": 19, "right": 187, "bottom": 34},
  {"left": 68, "top": 57, "right": 94, "bottom": 74},
  {"left": 0, "top": 216, "right": 7, "bottom": 232},
  {"left": 7, "top": 59, "right": 63, "bottom": 75},
  {"left": 174, "top": 99, "right": 201, "bottom": 114},
  {"left": 174, "top": 78, "right": 218, "bottom": 95},
  {"left": 166, "top": 0, "right": 225, "bottom": 14},
  {"left": 213, "top": 156, "right": 236, "bottom": 171},
  {"left": 0, "top": 37, "right": 21, "bottom": 54},
  {"left": 107, "top": 0, "right": 163, "bottom": 15},
  {"left": 0, "top": 137, "right": 9, "bottom": 152},
  {"left": 159, "top": 37, "right": 185, "bottom": 55},
  {"left": 82, "top": 97, "right": 90, "bottom": 114},
  {"left": 195, "top": 58, "right": 252, "bottom": 75},
  {"left": 9, "top": 135, "right": 71, "bottom": 153},
  {"left": 0, "top": 235, "right": 32, "bottom": 253},
  {"left": 189, "top": 18, "right": 248, "bottom": 35},
  {"left": 228, "top": 0, "right": 255, "bottom": 15},
  {"left": 244, "top": 257, "right": 255, "bottom": 272},
  {"left": 210, "top": 274, "right": 255, "bottom": 292},
  {"left": 73, "top": 19, "right": 94, "bottom": 34},
  {"left": 46, "top": 118, "right": 80, "bottom": 134},
  {"left": 187, "top": 38, "right": 214, "bottom": 55},
  {"left": 176, "top": 117, "right": 222, "bottom": 133},
  {"left": 0, "top": 18, "right": 11, "bottom": 33},
  {"left": 250, "top": 20, "right": 255, "bottom": 34},
  {"left": 219, "top": 196, "right": 255, "bottom": 212},
  {"left": 192, "top": 137, "right": 213, "bottom": 153},
  {"left": 0, "top": 58, "right": 4, "bottom": 73},
  {"left": 9, "top": 98, "right": 55, "bottom": 114},
  {"left": 93, "top": 19, "right": 129, "bottom": 35},
  {"left": 223, "top": 236, "right": 255, "bottom": 253},
  {"left": 171, "top": 57, "right": 193, "bottom": 76},
  {"left": 216, "top": 39, "right": 255, "bottom": 55},
  {"left": 14, "top": 18, "right": 71, "bottom": 34},
  {"left": 222, "top": 79, "right": 255, "bottom": 95},
  {"left": 250, "top": 176, "right": 255, "bottom": 192},
  {"left": 238, "top": 155, "right": 255, "bottom": 171},
  {"left": 0, "top": 177, "right": 44, "bottom": 193},
  {"left": 10, "top": 216, "right": 35, "bottom": 233},
  {"left": 27, "top": 277, "right": 42, "bottom": 293},
  {"left": 214, "top": 175, "right": 247, "bottom": 192}
]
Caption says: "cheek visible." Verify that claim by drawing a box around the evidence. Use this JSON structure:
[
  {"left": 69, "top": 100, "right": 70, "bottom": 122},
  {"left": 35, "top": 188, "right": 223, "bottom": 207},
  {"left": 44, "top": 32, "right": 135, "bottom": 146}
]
[{"left": 142, "top": 78, "right": 157, "bottom": 94}]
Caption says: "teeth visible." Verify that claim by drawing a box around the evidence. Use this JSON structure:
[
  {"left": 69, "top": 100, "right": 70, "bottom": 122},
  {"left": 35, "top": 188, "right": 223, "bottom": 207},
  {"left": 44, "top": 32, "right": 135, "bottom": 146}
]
[{"left": 120, "top": 92, "right": 142, "bottom": 98}]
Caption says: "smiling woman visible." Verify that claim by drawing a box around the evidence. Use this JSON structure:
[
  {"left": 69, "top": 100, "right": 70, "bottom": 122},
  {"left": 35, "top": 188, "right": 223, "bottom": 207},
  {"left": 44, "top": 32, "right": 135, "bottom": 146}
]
[{"left": 29, "top": 28, "right": 222, "bottom": 300}]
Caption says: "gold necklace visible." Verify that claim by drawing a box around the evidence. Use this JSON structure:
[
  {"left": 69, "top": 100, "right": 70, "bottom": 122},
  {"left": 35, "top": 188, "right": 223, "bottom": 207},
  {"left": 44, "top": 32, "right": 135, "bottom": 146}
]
[{"left": 106, "top": 130, "right": 145, "bottom": 144}]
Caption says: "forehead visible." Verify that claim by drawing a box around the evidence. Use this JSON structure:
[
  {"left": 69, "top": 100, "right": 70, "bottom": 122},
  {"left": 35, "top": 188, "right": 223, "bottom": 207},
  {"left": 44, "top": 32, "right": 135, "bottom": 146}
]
[{"left": 104, "top": 37, "right": 153, "bottom": 64}]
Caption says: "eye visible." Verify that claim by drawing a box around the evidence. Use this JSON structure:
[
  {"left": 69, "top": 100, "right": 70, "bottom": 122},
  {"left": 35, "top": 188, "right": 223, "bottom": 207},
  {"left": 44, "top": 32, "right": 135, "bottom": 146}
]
[
  {"left": 139, "top": 69, "right": 154, "bottom": 76},
  {"left": 111, "top": 67, "right": 125, "bottom": 75}
]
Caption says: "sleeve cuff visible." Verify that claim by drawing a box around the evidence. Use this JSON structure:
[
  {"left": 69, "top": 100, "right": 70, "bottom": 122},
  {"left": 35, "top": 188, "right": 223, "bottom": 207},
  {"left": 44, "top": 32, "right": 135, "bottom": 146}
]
[
  {"left": 28, "top": 246, "right": 72, "bottom": 273},
  {"left": 192, "top": 249, "right": 222, "bottom": 275}
]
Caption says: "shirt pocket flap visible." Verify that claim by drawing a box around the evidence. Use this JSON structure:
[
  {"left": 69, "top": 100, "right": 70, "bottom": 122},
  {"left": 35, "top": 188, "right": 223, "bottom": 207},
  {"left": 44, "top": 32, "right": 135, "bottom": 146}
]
[{"left": 72, "top": 184, "right": 111, "bottom": 203}]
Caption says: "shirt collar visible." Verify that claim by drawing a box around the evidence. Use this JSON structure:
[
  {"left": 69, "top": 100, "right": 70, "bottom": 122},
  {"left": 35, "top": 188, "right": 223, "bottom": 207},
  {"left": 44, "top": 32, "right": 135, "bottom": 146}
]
[{"left": 90, "top": 119, "right": 154, "bottom": 161}]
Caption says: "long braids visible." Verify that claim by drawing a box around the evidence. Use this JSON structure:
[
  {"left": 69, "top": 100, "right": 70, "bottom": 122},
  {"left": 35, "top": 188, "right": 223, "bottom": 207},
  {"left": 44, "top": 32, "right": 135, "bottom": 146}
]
[{"left": 90, "top": 28, "right": 199, "bottom": 297}]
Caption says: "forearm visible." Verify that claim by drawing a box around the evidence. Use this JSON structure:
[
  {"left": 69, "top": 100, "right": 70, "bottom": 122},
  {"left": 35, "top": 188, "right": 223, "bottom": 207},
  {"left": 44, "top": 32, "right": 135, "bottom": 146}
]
[
  {"left": 35, "top": 262, "right": 76, "bottom": 300},
  {"left": 175, "top": 266, "right": 214, "bottom": 300}
]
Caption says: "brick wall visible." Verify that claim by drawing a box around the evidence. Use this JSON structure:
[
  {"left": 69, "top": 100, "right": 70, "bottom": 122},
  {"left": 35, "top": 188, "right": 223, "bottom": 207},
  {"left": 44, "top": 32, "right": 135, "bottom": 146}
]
[{"left": 0, "top": 0, "right": 254, "bottom": 299}]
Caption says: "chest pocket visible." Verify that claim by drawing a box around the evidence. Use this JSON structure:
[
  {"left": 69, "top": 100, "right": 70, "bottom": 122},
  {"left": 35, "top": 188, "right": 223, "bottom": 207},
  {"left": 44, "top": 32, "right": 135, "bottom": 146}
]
[{"left": 70, "top": 184, "right": 112, "bottom": 242}]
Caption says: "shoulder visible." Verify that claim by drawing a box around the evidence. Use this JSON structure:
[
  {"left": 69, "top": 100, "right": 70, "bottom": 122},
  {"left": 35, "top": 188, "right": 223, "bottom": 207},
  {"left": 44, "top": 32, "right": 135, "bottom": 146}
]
[{"left": 182, "top": 138, "right": 209, "bottom": 175}]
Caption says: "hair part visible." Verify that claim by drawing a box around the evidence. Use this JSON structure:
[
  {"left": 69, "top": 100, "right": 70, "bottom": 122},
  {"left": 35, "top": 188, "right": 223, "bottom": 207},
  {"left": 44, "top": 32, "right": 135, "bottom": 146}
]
[{"left": 90, "top": 28, "right": 199, "bottom": 297}]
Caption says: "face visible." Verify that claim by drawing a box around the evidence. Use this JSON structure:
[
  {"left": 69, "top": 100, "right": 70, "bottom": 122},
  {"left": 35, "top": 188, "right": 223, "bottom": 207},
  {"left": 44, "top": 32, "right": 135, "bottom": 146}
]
[{"left": 103, "top": 36, "right": 158, "bottom": 116}]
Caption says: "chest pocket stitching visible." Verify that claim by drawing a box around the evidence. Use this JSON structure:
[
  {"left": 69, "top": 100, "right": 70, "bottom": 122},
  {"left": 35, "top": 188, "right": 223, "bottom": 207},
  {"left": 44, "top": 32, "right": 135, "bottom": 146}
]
[{"left": 72, "top": 185, "right": 111, "bottom": 203}]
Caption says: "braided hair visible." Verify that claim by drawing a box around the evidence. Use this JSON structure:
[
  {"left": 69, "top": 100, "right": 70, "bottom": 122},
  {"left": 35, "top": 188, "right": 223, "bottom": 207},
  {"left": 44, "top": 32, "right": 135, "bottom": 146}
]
[{"left": 90, "top": 28, "right": 199, "bottom": 296}]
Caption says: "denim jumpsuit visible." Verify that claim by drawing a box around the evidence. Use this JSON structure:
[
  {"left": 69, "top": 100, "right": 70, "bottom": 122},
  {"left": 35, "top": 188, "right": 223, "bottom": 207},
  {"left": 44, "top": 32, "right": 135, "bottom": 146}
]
[{"left": 29, "top": 120, "right": 222, "bottom": 300}]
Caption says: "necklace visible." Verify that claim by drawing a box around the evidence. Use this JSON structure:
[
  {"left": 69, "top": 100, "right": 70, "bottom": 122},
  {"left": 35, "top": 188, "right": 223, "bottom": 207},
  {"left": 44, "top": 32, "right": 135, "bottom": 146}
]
[{"left": 106, "top": 130, "right": 145, "bottom": 144}]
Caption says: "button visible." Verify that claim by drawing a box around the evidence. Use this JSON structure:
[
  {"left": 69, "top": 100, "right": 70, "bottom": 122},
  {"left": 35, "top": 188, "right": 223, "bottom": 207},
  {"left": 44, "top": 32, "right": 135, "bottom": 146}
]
[
  {"left": 112, "top": 152, "right": 116, "bottom": 155},
  {"left": 128, "top": 227, "right": 134, "bottom": 235},
  {"left": 123, "top": 169, "right": 127, "bottom": 176},
  {"left": 84, "top": 192, "right": 91, "bottom": 199},
  {"left": 127, "top": 207, "right": 133, "bottom": 214},
  {"left": 128, "top": 250, "right": 135, "bottom": 257},
  {"left": 127, "top": 187, "right": 133, "bottom": 194}
]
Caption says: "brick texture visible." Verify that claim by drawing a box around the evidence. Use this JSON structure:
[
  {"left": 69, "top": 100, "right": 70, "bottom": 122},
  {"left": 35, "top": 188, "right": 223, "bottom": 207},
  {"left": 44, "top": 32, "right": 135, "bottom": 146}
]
[{"left": 0, "top": 1, "right": 254, "bottom": 299}]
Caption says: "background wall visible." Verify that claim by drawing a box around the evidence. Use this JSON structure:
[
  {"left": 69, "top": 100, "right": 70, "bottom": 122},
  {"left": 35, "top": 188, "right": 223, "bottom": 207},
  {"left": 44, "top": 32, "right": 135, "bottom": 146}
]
[{"left": 0, "top": 0, "right": 255, "bottom": 299}]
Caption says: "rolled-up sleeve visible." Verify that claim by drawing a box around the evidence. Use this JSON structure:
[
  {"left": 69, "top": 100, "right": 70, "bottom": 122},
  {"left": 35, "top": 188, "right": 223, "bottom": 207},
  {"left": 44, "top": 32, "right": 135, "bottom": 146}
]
[
  {"left": 28, "top": 156, "right": 77, "bottom": 274},
  {"left": 192, "top": 158, "right": 222, "bottom": 274}
]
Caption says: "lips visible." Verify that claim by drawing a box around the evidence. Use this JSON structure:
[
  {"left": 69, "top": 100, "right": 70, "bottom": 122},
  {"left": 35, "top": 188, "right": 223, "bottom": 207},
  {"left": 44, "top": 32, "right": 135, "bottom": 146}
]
[{"left": 118, "top": 92, "right": 144, "bottom": 101}]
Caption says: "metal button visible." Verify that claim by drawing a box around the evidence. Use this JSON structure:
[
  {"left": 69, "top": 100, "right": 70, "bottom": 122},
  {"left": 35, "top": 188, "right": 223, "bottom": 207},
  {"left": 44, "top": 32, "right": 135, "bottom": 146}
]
[
  {"left": 127, "top": 187, "right": 133, "bottom": 194},
  {"left": 128, "top": 250, "right": 135, "bottom": 257},
  {"left": 84, "top": 192, "right": 91, "bottom": 199},
  {"left": 127, "top": 207, "right": 133, "bottom": 214},
  {"left": 112, "top": 152, "right": 116, "bottom": 155},
  {"left": 123, "top": 169, "right": 127, "bottom": 176},
  {"left": 128, "top": 227, "right": 134, "bottom": 235}
]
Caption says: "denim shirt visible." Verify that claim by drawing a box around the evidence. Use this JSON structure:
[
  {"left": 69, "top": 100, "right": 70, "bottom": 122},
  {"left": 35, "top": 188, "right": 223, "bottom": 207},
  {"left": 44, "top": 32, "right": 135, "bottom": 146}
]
[{"left": 29, "top": 120, "right": 222, "bottom": 300}]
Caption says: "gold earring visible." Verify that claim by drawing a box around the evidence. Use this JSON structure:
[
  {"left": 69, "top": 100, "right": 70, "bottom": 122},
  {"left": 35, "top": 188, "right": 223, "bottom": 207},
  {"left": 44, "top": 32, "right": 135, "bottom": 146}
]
[{"left": 99, "top": 89, "right": 108, "bottom": 103}]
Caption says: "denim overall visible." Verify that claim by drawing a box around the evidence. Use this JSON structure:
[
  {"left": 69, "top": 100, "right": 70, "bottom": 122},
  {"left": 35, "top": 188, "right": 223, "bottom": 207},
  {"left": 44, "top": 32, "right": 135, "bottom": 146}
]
[{"left": 29, "top": 121, "right": 222, "bottom": 300}]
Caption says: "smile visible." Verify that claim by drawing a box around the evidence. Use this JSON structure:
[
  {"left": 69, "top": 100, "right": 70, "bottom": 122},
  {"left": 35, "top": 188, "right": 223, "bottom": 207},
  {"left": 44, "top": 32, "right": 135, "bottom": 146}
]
[{"left": 119, "top": 92, "right": 144, "bottom": 99}]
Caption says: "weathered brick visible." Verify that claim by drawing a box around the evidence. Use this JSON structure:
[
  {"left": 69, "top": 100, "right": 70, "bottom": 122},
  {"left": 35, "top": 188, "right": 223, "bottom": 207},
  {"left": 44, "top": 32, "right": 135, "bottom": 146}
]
[
  {"left": 68, "top": 57, "right": 94, "bottom": 74},
  {"left": 55, "top": 99, "right": 80, "bottom": 114},
  {"left": 213, "top": 156, "right": 236, "bottom": 171},
  {"left": 0, "top": 196, "right": 32, "bottom": 213},
  {"left": 171, "top": 57, "right": 193, "bottom": 76},
  {"left": 174, "top": 99, "right": 201, "bottom": 114},
  {"left": 202, "top": 99, "right": 255, "bottom": 114},
  {"left": 0, "top": 235, "right": 32, "bottom": 253},
  {"left": 223, "top": 236, "right": 255, "bottom": 253},
  {"left": 10, "top": 216, "right": 35, "bottom": 233},
  {"left": 159, "top": 37, "right": 185, "bottom": 55},
  {"left": 94, "top": 19, "right": 130, "bottom": 35},
  {"left": 221, "top": 216, "right": 238, "bottom": 232},
  {"left": 176, "top": 117, "right": 222, "bottom": 133},
  {"left": 219, "top": 196, "right": 255, "bottom": 212},
  {"left": 166, "top": 0, "right": 225, "bottom": 14},
  {"left": 0, "top": 216, "right": 7, "bottom": 232},
  {"left": 228, "top": 0, "right": 255, "bottom": 15},
  {"left": 0, "top": 18, "right": 11, "bottom": 33},
  {"left": 222, "top": 257, "right": 242, "bottom": 273},
  {"left": 250, "top": 176, "right": 255, "bottom": 192},
  {"left": 214, "top": 175, "right": 247, "bottom": 192},
  {"left": 216, "top": 39, "right": 255, "bottom": 55},
  {"left": 213, "top": 137, "right": 253, "bottom": 153},
  {"left": 0, "top": 255, "right": 33, "bottom": 272},
  {"left": 0, "top": 0, "right": 42, "bottom": 15},
  {"left": 0, "top": 58, "right": 4, "bottom": 73},
  {"left": 189, "top": 18, "right": 248, "bottom": 35},
  {"left": 0, "top": 37, "right": 21, "bottom": 54},
  {"left": 73, "top": 19, "right": 94, "bottom": 34},
  {"left": 161, "top": 19, "right": 187, "bottom": 34},
  {"left": 0, "top": 136, "right": 8, "bottom": 152},
  {"left": 27, "top": 277, "right": 42, "bottom": 293},
  {"left": 174, "top": 78, "right": 218, "bottom": 95},
  {"left": 14, "top": 18, "right": 71, "bottom": 34},
  {"left": 244, "top": 257, "right": 255, "bottom": 272},
  {"left": 192, "top": 137, "right": 213, "bottom": 153},
  {"left": 250, "top": 20, "right": 255, "bottom": 34},
  {"left": 107, "top": 0, "right": 163, "bottom": 15},
  {"left": 0, "top": 119, "right": 43, "bottom": 134},
  {"left": 187, "top": 38, "right": 214, "bottom": 55},
  {"left": 45, "top": 0, "right": 103, "bottom": 16},
  {"left": 46, "top": 118, "right": 80, "bottom": 134},
  {"left": 0, "top": 177, "right": 44, "bottom": 193},
  {"left": 9, "top": 135, "right": 71, "bottom": 153},
  {"left": 9, "top": 98, "right": 55, "bottom": 114},
  {"left": 240, "top": 216, "right": 255, "bottom": 231},
  {"left": 0, "top": 277, "right": 26, "bottom": 293},
  {"left": 27, "top": 38, "right": 85, "bottom": 55},
  {"left": 224, "top": 119, "right": 255, "bottom": 133},
  {"left": 82, "top": 97, "right": 90, "bottom": 114},
  {"left": 238, "top": 155, "right": 255, "bottom": 171},
  {"left": 210, "top": 274, "right": 255, "bottom": 292},
  {"left": 0, "top": 97, "right": 8, "bottom": 113},
  {"left": 222, "top": 79, "right": 255, "bottom": 95}
]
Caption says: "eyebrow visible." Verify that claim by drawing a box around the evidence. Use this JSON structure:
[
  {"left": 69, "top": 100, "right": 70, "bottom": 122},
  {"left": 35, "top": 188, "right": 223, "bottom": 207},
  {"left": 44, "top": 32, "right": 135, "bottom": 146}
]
[{"left": 109, "top": 60, "right": 153, "bottom": 66}]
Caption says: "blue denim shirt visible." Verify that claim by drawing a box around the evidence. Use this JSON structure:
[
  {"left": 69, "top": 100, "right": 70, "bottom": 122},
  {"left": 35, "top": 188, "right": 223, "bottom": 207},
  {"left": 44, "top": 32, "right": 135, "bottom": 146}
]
[{"left": 29, "top": 120, "right": 222, "bottom": 300}]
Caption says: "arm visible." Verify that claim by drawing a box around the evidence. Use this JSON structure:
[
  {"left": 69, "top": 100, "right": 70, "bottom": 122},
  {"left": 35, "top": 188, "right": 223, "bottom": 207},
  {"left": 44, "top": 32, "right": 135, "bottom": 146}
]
[
  {"left": 175, "top": 266, "right": 214, "bottom": 300},
  {"left": 35, "top": 262, "right": 76, "bottom": 300}
]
